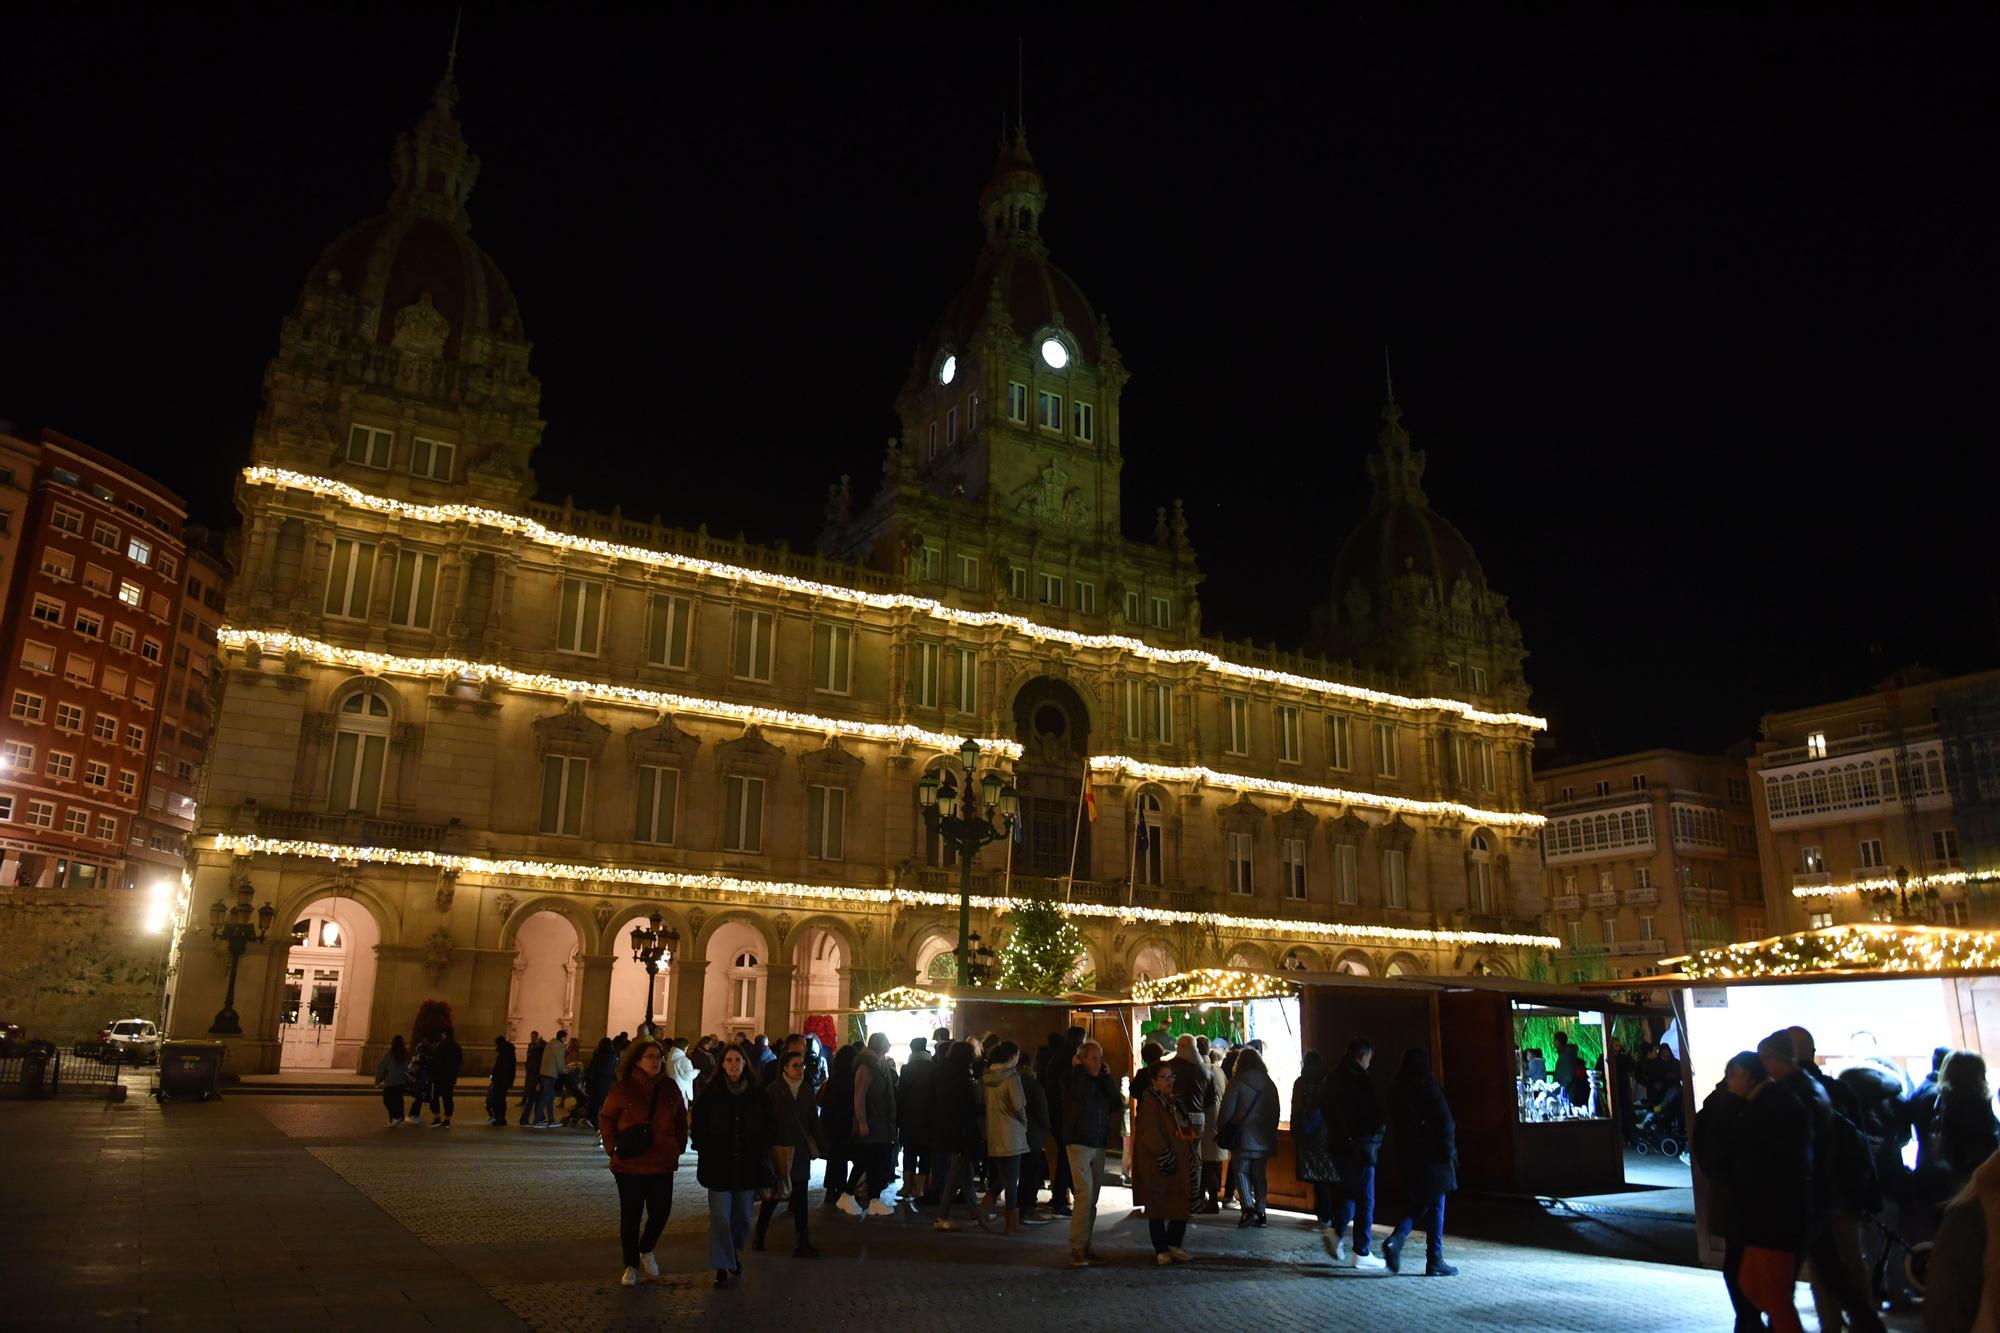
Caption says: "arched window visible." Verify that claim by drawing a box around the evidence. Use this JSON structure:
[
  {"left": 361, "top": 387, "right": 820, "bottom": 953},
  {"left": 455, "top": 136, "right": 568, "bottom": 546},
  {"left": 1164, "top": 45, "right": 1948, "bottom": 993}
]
[
  {"left": 729, "top": 949, "right": 762, "bottom": 1022},
  {"left": 1134, "top": 788, "right": 1165, "bottom": 886},
  {"left": 328, "top": 689, "right": 392, "bottom": 813},
  {"left": 1468, "top": 831, "right": 1495, "bottom": 913}
]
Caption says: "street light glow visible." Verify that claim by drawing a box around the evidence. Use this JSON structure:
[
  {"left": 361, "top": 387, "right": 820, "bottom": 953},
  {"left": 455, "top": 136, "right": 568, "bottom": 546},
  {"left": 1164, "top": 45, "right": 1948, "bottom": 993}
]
[{"left": 143, "top": 880, "right": 173, "bottom": 933}]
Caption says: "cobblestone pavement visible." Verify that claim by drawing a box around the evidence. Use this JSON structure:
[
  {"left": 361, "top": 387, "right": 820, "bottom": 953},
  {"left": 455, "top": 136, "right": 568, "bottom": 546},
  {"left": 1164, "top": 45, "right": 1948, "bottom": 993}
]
[{"left": 1, "top": 1087, "right": 1925, "bottom": 1332}]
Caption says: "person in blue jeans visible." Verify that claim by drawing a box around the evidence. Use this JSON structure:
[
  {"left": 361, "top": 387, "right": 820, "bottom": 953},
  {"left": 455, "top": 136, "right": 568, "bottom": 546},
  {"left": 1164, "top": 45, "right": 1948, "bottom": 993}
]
[
  {"left": 1382, "top": 1047, "right": 1459, "bottom": 1276},
  {"left": 691, "top": 1045, "right": 776, "bottom": 1288},
  {"left": 1322, "top": 1037, "right": 1387, "bottom": 1269},
  {"left": 534, "top": 1028, "right": 567, "bottom": 1127}
]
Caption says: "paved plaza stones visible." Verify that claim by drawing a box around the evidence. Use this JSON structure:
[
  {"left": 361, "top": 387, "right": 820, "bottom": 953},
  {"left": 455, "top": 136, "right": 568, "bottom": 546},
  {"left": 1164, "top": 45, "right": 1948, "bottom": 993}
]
[{"left": 1, "top": 1081, "right": 1920, "bottom": 1331}]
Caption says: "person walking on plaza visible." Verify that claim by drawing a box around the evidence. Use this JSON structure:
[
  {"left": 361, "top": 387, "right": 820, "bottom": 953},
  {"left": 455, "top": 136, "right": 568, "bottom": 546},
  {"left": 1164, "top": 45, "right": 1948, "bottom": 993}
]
[
  {"left": 520, "top": 1030, "right": 544, "bottom": 1125},
  {"left": 534, "top": 1028, "right": 567, "bottom": 1127},
  {"left": 821, "top": 1042, "right": 858, "bottom": 1210},
  {"left": 757, "top": 1045, "right": 823, "bottom": 1257},
  {"left": 1133, "top": 1062, "right": 1195, "bottom": 1264},
  {"left": 1381, "top": 1048, "right": 1459, "bottom": 1276},
  {"left": 373, "top": 1034, "right": 410, "bottom": 1126},
  {"left": 841, "top": 1032, "right": 900, "bottom": 1216},
  {"left": 584, "top": 1037, "right": 619, "bottom": 1130},
  {"left": 1018, "top": 1050, "right": 1054, "bottom": 1222},
  {"left": 1291, "top": 1050, "right": 1338, "bottom": 1232},
  {"left": 1323, "top": 1038, "right": 1388, "bottom": 1268},
  {"left": 692, "top": 1044, "right": 777, "bottom": 1289},
  {"left": 1695, "top": 1050, "right": 1808, "bottom": 1333},
  {"left": 407, "top": 1036, "right": 433, "bottom": 1122},
  {"left": 1062, "top": 1039, "right": 1121, "bottom": 1267},
  {"left": 1199, "top": 1043, "right": 1229, "bottom": 1212},
  {"left": 666, "top": 1037, "right": 697, "bottom": 1108},
  {"left": 426, "top": 1026, "right": 463, "bottom": 1128},
  {"left": 486, "top": 1034, "right": 516, "bottom": 1126},
  {"left": 599, "top": 1037, "right": 689, "bottom": 1287},
  {"left": 980, "top": 1040, "right": 1031, "bottom": 1233},
  {"left": 1218, "top": 1045, "right": 1280, "bottom": 1227},
  {"left": 932, "top": 1041, "right": 984, "bottom": 1230},
  {"left": 899, "top": 1036, "right": 936, "bottom": 1206}
]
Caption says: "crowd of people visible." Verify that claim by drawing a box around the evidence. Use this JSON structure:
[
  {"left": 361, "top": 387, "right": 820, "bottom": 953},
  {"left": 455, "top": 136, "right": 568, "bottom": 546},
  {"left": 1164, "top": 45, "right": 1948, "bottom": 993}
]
[
  {"left": 377, "top": 1021, "right": 1464, "bottom": 1287},
  {"left": 1691, "top": 1026, "right": 2000, "bottom": 1332}
]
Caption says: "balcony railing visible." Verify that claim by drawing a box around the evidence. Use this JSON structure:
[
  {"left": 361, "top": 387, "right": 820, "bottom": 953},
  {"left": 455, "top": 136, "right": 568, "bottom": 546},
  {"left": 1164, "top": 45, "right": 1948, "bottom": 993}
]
[
  {"left": 1587, "top": 890, "right": 1619, "bottom": 908},
  {"left": 1549, "top": 894, "right": 1581, "bottom": 913},
  {"left": 1611, "top": 938, "right": 1669, "bottom": 956},
  {"left": 250, "top": 807, "right": 458, "bottom": 853},
  {"left": 1792, "top": 871, "right": 1833, "bottom": 892},
  {"left": 1762, "top": 723, "right": 1939, "bottom": 769},
  {"left": 1625, "top": 886, "right": 1658, "bottom": 906}
]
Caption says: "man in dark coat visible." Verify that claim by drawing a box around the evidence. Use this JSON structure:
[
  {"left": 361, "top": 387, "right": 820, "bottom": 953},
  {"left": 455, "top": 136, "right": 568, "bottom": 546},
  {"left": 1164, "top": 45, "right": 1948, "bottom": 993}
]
[
  {"left": 1761, "top": 1030, "right": 1885, "bottom": 1333},
  {"left": 428, "top": 1027, "right": 464, "bottom": 1128},
  {"left": 486, "top": 1035, "right": 517, "bottom": 1126},
  {"left": 899, "top": 1037, "right": 937, "bottom": 1205},
  {"left": 520, "top": 1031, "right": 545, "bottom": 1126},
  {"left": 1061, "top": 1040, "right": 1122, "bottom": 1266},
  {"left": 1321, "top": 1037, "right": 1387, "bottom": 1269},
  {"left": 1381, "top": 1048, "right": 1459, "bottom": 1277}
]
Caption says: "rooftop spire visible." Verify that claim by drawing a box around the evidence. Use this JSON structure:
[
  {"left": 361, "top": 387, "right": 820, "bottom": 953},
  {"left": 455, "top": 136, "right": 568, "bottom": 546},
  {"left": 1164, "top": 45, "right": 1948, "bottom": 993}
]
[
  {"left": 1367, "top": 367, "right": 1427, "bottom": 511},
  {"left": 386, "top": 36, "right": 481, "bottom": 231}
]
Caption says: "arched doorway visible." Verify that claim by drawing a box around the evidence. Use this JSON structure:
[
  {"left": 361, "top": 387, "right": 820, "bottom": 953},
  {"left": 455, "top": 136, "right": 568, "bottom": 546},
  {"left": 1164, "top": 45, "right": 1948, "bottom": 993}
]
[
  {"left": 508, "top": 910, "right": 581, "bottom": 1043},
  {"left": 702, "top": 920, "right": 767, "bottom": 1039},
  {"left": 608, "top": 934, "right": 671, "bottom": 1041},
  {"left": 792, "top": 926, "right": 846, "bottom": 1019},
  {"left": 278, "top": 896, "right": 380, "bottom": 1071},
  {"left": 1131, "top": 943, "right": 1176, "bottom": 986},
  {"left": 1012, "top": 677, "right": 1092, "bottom": 879},
  {"left": 1334, "top": 950, "right": 1373, "bottom": 977}
]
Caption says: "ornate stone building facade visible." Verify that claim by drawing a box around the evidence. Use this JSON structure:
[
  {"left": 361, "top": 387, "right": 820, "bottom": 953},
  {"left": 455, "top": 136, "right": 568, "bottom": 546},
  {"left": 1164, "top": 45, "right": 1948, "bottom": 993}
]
[{"left": 164, "top": 75, "right": 1555, "bottom": 1074}]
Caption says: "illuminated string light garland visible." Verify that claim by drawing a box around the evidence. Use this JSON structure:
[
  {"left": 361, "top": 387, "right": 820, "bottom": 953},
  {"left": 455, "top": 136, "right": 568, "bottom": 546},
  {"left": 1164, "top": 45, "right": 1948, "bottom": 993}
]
[
  {"left": 218, "top": 631, "right": 1549, "bottom": 824},
  {"left": 856, "top": 986, "right": 955, "bottom": 1012},
  {"left": 242, "top": 467, "right": 1546, "bottom": 731},
  {"left": 218, "top": 628, "right": 1022, "bottom": 760},
  {"left": 1665, "top": 924, "right": 2000, "bottom": 981},
  {"left": 211, "top": 834, "right": 1562, "bottom": 950},
  {"left": 1091, "top": 756, "right": 1546, "bottom": 830},
  {"left": 1790, "top": 869, "right": 1997, "bottom": 900},
  {"left": 1130, "top": 967, "right": 1299, "bottom": 1005}
]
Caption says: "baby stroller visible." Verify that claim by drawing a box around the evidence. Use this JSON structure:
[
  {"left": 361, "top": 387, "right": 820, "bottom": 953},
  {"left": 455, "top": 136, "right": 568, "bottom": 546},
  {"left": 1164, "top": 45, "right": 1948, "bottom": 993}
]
[{"left": 1631, "top": 1103, "right": 1684, "bottom": 1159}]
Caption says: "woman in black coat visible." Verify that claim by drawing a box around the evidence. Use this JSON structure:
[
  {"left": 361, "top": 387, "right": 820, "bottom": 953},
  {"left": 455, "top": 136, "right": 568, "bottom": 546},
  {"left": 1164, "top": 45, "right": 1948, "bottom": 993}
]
[
  {"left": 820, "top": 1043, "right": 858, "bottom": 1209},
  {"left": 756, "top": 1046, "right": 824, "bottom": 1257},
  {"left": 931, "top": 1041, "right": 985, "bottom": 1229},
  {"left": 1291, "top": 1051, "right": 1338, "bottom": 1229},
  {"left": 1381, "top": 1048, "right": 1459, "bottom": 1277},
  {"left": 486, "top": 1036, "right": 517, "bottom": 1126},
  {"left": 691, "top": 1046, "right": 777, "bottom": 1288}
]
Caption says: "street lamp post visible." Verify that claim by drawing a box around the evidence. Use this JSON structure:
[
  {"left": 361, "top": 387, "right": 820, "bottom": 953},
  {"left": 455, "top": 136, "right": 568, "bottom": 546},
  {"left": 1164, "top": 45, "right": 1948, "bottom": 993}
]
[
  {"left": 628, "top": 910, "right": 680, "bottom": 1037},
  {"left": 206, "top": 880, "right": 276, "bottom": 1036},
  {"left": 917, "top": 738, "right": 1018, "bottom": 984}
]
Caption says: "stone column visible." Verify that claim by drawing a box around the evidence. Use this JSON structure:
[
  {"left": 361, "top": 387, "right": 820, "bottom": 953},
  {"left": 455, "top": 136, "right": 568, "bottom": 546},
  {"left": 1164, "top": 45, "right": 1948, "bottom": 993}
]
[
  {"left": 576, "top": 953, "right": 614, "bottom": 1045},
  {"left": 673, "top": 958, "right": 710, "bottom": 1038},
  {"left": 834, "top": 965, "right": 855, "bottom": 1015},
  {"left": 762, "top": 962, "right": 797, "bottom": 1038}
]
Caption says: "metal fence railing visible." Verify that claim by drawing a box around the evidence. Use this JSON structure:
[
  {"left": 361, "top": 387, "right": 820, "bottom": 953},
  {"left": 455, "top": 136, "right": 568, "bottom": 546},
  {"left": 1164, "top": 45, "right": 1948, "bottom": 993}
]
[{"left": 0, "top": 1046, "right": 128, "bottom": 1098}]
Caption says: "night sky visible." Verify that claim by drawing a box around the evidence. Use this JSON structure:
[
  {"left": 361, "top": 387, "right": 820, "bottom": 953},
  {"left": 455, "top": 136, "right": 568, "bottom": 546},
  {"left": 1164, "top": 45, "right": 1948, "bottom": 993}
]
[{"left": 4, "top": 7, "right": 1992, "bottom": 760}]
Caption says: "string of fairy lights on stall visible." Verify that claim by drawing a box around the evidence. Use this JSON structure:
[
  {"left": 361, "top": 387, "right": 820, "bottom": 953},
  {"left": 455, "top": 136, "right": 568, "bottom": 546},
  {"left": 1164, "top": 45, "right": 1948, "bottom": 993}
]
[
  {"left": 238, "top": 467, "right": 1547, "bottom": 732},
  {"left": 1663, "top": 924, "right": 2000, "bottom": 981}
]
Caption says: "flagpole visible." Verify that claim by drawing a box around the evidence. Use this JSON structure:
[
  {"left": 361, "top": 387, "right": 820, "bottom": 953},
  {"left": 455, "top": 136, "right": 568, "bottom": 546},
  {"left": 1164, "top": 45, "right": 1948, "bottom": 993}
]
[
  {"left": 1126, "top": 807, "right": 1140, "bottom": 908},
  {"left": 1064, "top": 763, "right": 1088, "bottom": 903},
  {"left": 1004, "top": 806, "right": 1015, "bottom": 901}
]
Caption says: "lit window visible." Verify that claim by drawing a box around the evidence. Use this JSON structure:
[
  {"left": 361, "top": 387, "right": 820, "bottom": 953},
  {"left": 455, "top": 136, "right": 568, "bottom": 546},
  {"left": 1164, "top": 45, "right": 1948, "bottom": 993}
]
[
  {"left": 538, "top": 754, "right": 588, "bottom": 836},
  {"left": 116, "top": 581, "right": 143, "bottom": 608},
  {"left": 127, "top": 536, "right": 152, "bottom": 566},
  {"left": 1806, "top": 732, "right": 1827, "bottom": 758},
  {"left": 646, "top": 594, "right": 692, "bottom": 669},
  {"left": 409, "top": 436, "right": 455, "bottom": 481}
]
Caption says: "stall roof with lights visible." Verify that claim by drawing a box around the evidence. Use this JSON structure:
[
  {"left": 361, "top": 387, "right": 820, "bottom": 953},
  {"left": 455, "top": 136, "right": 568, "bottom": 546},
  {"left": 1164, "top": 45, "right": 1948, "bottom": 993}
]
[{"left": 1585, "top": 924, "right": 2000, "bottom": 990}]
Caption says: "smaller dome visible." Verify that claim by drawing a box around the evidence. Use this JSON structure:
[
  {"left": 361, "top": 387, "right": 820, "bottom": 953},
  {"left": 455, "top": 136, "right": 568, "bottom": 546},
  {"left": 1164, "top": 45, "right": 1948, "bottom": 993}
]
[
  {"left": 926, "top": 247, "right": 1100, "bottom": 369},
  {"left": 1331, "top": 503, "right": 1486, "bottom": 596}
]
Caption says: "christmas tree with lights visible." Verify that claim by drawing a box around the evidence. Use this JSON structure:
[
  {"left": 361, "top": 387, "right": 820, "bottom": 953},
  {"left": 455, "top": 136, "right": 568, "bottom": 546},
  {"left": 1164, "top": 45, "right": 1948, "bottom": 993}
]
[{"left": 999, "top": 894, "right": 1090, "bottom": 995}]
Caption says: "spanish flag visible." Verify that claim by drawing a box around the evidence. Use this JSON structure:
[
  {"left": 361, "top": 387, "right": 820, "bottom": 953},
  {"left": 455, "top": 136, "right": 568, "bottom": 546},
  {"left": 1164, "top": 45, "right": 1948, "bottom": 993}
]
[{"left": 1082, "top": 767, "right": 1098, "bottom": 823}]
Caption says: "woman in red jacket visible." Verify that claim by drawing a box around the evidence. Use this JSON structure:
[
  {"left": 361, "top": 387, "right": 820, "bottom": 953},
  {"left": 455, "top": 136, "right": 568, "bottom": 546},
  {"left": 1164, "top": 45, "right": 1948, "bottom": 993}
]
[{"left": 599, "top": 1037, "right": 689, "bottom": 1286}]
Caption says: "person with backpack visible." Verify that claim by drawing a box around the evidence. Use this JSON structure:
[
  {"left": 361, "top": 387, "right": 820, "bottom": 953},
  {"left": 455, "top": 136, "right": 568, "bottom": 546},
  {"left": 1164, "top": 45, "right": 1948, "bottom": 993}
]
[
  {"left": 1322, "top": 1037, "right": 1387, "bottom": 1268},
  {"left": 1291, "top": 1049, "right": 1338, "bottom": 1232},
  {"left": 599, "top": 1037, "right": 689, "bottom": 1286}
]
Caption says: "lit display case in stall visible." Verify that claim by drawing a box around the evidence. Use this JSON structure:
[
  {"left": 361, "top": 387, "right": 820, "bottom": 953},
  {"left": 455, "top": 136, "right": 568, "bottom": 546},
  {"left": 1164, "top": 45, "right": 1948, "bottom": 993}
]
[{"left": 1512, "top": 1000, "right": 1617, "bottom": 1124}]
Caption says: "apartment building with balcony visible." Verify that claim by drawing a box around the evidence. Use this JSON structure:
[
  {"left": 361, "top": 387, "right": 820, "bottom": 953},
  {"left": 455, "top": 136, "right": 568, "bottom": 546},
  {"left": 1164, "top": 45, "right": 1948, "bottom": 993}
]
[
  {"left": 1536, "top": 748, "right": 1764, "bottom": 979},
  {"left": 1752, "top": 666, "right": 1999, "bottom": 933}
]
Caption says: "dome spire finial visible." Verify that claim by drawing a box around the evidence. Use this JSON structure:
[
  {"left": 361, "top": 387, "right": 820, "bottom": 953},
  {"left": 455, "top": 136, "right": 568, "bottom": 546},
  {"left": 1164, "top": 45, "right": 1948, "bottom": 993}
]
[
  {"left": 387, "top": 36, "right": 481, "bottom": 232},
  {"left": 1366, "top": 362, "right": 1426, "bottom": 511}
]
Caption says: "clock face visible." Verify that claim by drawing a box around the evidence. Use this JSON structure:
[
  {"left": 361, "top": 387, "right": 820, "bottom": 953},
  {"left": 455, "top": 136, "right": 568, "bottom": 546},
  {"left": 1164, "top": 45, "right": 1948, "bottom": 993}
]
[
  {"left": 939, "top": 354, "right": 957, "bottom": 385},
  {"left": 1040, "top": 338, "right": 1068, "bottom": 369}
]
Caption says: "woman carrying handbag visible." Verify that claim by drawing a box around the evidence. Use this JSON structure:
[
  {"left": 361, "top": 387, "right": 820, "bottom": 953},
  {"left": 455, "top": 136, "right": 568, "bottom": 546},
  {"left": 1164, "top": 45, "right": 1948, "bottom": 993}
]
[
  {"left": 1217, "top": 1047, "right": 1280, "bottom": 1226},
  {"left": 756, "top": 1046, "right": 823, "bottom": 1257},
  {"left": 597, "top": 1038, "right": 689, "bottom": 1287}
]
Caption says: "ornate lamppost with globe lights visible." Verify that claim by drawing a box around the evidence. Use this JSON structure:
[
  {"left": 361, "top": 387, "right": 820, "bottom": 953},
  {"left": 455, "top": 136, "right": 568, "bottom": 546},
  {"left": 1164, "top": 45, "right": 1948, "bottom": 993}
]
[
  {"left": 628, "top": 911, "right": 680, "bottom": 1037},
  {"left": 917, "top": 739, "right": 1018, "bottom": 984},
  {"left": 207, "top": 880, "right": 276, "bottom": 1035}
]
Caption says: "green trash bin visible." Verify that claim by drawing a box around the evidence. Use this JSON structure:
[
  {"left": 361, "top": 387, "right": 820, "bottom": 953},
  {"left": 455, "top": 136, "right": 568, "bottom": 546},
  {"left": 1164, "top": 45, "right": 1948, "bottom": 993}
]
[
  {"left": 19, "top": 1048, "right": 53, "bottom": 1099},
  {"left": 158, "top": 1040, "right": 225, "bottom": 1102}
]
